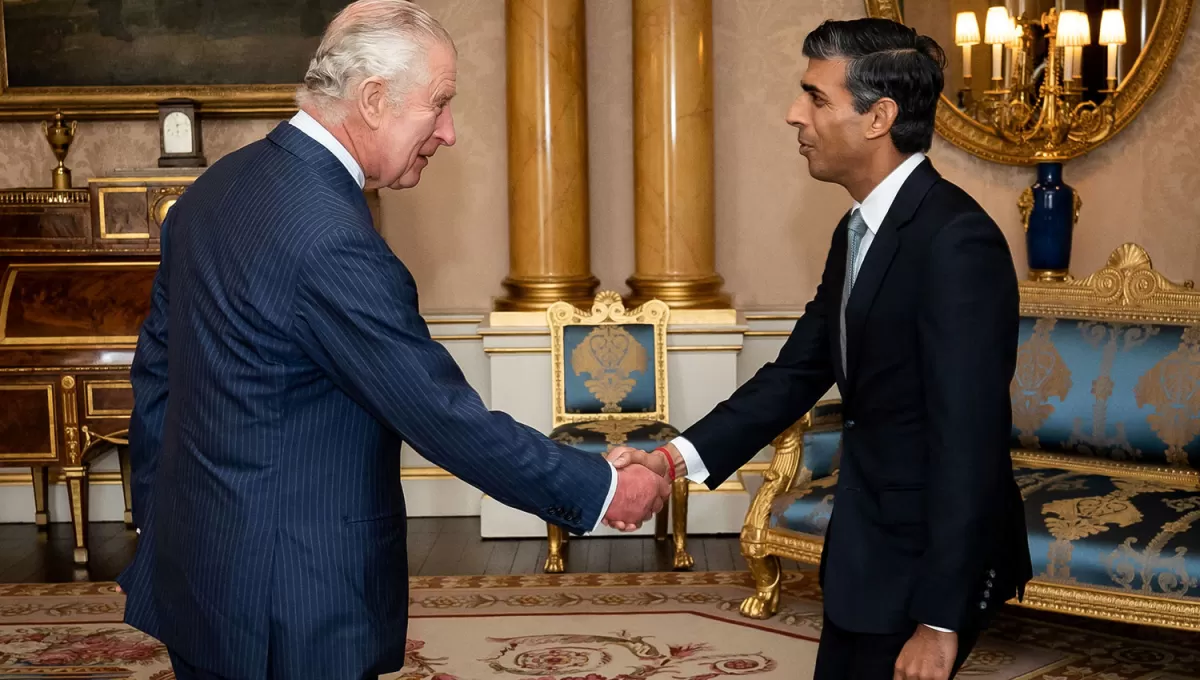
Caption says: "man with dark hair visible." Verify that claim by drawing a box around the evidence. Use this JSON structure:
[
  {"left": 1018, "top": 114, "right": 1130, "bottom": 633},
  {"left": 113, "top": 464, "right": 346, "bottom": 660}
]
[{"left": 608, "top": 17, "right": 1032, "bottom": 680}]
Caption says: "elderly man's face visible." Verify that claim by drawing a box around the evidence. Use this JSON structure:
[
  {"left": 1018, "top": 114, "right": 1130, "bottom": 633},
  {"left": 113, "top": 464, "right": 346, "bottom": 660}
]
[{"left": 378, "top": 41, "right": 457, "bottom": 190}]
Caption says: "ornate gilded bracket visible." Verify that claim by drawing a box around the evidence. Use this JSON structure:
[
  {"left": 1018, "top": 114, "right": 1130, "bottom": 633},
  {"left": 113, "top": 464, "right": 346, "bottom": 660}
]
[
  {"left": 1020, "top": 243, "right": 1197, "bottom": 320},
  {"left": 81, "top": 426, "right": 130, "bottom": 452}
]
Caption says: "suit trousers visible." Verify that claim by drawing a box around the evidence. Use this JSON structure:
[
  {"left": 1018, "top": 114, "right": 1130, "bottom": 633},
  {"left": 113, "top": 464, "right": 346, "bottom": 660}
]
[{"left": 813, "top": 613, "right": 980, "bottom": 680}]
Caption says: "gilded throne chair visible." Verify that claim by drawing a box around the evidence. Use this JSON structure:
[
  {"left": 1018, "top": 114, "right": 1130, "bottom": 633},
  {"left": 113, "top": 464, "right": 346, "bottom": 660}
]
[
  {"left": 739, "top": 244, "right": 1200, "bottom": 630},
  {"left": 543, "top": 291, "right": 692, "bottom": 572}
]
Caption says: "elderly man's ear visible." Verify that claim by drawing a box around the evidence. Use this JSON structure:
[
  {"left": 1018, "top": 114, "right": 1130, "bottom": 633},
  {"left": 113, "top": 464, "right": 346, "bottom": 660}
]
[{"left": 356, "top": 77, "right": 391, "bottom": 130}]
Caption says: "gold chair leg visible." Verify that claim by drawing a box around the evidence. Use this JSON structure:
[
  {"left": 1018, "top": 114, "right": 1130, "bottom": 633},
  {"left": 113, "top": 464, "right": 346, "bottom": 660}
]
[
  {"left": 654, "top": 502, "right": 669, "bottom": 541},
  {"left": 63, "top": 466, "right": 89, "bottom": 566},
  {"left": 117, "top": 445, "right": 134, "bottom": 528},
  {"left": 739, "top": 552, "right": 781, "bottom": 619},
  {"left": 31, "top": 466, "right": 50, "bottom": 530},
  {"left": 544, "top": 523, "right": 566, "bottom": 573},
  {"left": 670, "top": 478, "right": 693, "bottom": 570}
]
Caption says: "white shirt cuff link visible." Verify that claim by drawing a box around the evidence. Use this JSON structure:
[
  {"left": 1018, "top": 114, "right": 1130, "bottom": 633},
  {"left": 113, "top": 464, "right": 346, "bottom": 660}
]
[
  {"left": 669, "top": 436, "right": 709, "bottom": 485},
  {"left": 593, "top": 460, "right": 620, "bottom": 532}
]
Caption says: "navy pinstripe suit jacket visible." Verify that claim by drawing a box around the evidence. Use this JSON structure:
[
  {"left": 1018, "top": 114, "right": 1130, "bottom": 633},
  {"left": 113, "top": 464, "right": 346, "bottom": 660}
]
[{"left": 116, "top": 122, "right": 613, "bottom": 679}]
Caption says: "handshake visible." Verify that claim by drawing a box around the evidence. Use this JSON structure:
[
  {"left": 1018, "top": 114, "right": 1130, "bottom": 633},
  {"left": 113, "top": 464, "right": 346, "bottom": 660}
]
[{"left": 599, "top": 444, "right": 681, "bottom": 532}]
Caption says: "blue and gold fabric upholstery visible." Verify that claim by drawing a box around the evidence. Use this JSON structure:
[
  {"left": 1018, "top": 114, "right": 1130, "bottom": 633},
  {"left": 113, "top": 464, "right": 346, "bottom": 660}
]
[
  {"left": 1011, "top": 317, "right": 1200, "bottom": 468},
  {"left": 801, "top": 402, "right": 844, "bottom": 481},
  {"left": 770, "top": 472, "right": 839, "bottom": 536},
  {"left": 563, "top": 324, "right": 658, "bottom": 415},
  {"left": 550, "top": 419, "right": 679, "bottom": 456},
  {"left": 769, "top": 466, "right": 1200, "bottom": 603},
  {"left": 1013, "top": 466, "right": 1200, "bottom": 600}
]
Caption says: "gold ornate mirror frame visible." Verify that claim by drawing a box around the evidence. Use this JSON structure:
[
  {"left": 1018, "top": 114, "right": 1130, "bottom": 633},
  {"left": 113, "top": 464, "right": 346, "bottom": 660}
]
[{"left": 866, "top": 0, "right": 1194, "bottom": 165}]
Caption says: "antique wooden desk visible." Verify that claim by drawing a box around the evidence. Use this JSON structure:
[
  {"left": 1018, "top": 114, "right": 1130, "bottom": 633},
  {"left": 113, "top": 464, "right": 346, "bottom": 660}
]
[{"left": 0, "top": 172, "right": 192, "bottom": 566}]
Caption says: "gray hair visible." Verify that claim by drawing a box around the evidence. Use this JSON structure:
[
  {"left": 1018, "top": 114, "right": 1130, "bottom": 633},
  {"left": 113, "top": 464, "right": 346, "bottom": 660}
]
[{"left": 296, "top": 0, "right": 455, "bottom": 122}]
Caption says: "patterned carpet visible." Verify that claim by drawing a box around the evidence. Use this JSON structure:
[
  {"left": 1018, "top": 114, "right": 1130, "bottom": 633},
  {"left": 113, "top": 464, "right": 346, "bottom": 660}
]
[{"left": 0, "top": 572, "right": 1197, "bottom": 679}]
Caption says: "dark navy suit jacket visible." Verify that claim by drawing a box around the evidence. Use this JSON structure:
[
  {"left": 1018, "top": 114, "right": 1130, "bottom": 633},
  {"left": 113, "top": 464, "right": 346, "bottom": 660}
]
[{"left": 117, "top": 122, "right": 613, "bottom": 679}]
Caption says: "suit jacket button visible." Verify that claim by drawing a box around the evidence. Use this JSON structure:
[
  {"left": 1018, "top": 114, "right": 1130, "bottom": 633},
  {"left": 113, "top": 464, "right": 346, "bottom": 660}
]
[
  {"left": 989, "top": 569, "right": 996, "bottom": 578},
  {"left": 979, "top": 602, "right": 987, "bottom": 609},
  {"left": 983, "top": 590, "right": 990, "bottom": 599},
  {"left": 844, "top": 420, "right": 857, "bottom": 430}
]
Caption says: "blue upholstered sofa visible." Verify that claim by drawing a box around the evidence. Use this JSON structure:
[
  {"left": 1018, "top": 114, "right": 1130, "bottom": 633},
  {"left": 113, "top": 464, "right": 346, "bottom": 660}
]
[{"left": 738, "top": 244, "right": 1200, "bottom": 631}]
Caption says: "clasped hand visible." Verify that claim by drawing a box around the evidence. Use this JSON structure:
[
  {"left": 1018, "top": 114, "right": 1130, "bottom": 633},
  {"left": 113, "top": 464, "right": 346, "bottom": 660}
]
[{"left": 599, "top": 446, "right": 672, "bottom": 532}]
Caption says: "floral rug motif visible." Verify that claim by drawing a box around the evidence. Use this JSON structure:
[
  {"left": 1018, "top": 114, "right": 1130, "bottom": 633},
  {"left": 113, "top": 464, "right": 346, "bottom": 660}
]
[{"left": 0, "top": 573, "right": 1197, "bottom": 679}]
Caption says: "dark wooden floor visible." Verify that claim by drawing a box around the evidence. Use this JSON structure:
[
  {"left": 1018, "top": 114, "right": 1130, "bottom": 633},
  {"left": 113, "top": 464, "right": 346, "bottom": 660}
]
[{"left": 0, "top": 518, "right": 754, "bottom": 583}]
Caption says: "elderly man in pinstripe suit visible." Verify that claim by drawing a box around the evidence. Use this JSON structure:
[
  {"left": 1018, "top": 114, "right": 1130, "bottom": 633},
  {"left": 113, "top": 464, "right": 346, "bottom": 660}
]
[{"left": 115, "top": 2, "right": 671, "bottom": 678}]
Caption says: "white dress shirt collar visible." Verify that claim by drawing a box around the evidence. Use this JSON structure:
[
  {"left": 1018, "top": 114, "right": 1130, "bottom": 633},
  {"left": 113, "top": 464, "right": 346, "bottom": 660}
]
[
  {"left": 851, "top": 151, "right": 927, "bottom": 235},
  {"left": 288, "top": 110, "right": 366, "bottom": 189}
]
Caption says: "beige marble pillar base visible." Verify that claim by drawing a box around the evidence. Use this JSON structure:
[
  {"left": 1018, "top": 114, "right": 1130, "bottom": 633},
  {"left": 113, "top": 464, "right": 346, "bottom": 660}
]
[
  {"left": 495, "top": 273, "right": 601, "bottom": 312},
  {"left": 626, "top": 273, "right": 730, "bottom": 309}
]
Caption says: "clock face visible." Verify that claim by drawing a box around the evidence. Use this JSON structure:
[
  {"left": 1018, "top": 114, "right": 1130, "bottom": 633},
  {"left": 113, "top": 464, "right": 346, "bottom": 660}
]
[{"left": 163, "top": 111, "right": 193, "bottom": 154}]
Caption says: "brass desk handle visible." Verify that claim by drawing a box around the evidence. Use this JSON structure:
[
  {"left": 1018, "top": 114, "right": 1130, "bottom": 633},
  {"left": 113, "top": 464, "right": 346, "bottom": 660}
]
[{"left": 81, "top": 426, "right": 130, "bottom": 449}]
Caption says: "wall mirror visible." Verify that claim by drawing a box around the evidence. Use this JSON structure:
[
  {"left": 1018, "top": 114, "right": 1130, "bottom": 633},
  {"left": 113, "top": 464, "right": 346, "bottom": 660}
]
[{"left": 869, "top": 0, "right": 1193, "bottom": 165}]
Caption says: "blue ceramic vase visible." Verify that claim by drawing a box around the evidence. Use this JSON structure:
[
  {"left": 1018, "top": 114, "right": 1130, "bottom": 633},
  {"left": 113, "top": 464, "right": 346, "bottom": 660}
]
[{"left": 1026, "top": 162, "right": 1075, "bottom": 278}]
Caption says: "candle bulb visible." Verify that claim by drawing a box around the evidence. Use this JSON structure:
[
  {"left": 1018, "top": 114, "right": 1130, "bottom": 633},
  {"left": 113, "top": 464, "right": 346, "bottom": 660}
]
[
  {"left": 1056, "top": 11, "right": 1091, "bottom": 90},
  {"left": 1099, "top": 9, "right": 1127, "bottom": 86},
  {"left": 984, "top": 6, "right": 1011, "bottom": 85},
  {"left": 955, "top": 11, "right": 981, "bottom": 82}
]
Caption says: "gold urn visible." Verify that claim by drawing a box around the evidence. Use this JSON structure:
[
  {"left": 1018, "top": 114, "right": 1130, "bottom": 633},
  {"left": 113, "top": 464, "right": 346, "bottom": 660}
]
[{"left": 42, "top": 111, "right": 78, "bottom": 191}]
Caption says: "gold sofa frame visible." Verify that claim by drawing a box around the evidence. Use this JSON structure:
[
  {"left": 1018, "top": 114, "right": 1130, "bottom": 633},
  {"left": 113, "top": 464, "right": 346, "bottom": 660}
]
[
  {"left": 738, "top": 244, "right": 1200, "bottom": 631},
  {"left": 543, "top": 291, "right": 693, "bottom": 572}
]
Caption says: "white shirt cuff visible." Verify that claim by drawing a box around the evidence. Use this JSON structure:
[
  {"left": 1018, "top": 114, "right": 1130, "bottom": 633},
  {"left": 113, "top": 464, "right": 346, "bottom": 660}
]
[
  {"left": 670, "top": 436, "right": 709, "bottom": 485},
  {"left": 924, "top": 624, "right": 954, "bottom": 633},
  {"left": 592, "top": 460, "right": 620, "bottom": 532}
]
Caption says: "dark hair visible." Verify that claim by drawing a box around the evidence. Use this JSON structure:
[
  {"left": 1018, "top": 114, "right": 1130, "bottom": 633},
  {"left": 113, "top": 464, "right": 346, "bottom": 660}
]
[{"left": 802, "top": 18, "right": 946, "bottom": 154}]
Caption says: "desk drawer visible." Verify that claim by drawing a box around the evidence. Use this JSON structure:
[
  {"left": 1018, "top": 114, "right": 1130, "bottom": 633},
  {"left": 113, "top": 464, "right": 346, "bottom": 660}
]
[
  {"left": 83, "top": 378, "right": 133, "bottom": 419},
  {"left": 0, "top": 379, "right": 59, "bottom": 463}
]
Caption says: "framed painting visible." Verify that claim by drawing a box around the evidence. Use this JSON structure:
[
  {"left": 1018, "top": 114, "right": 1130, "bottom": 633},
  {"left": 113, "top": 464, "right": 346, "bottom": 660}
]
[{"left": 0, "top": 0, "right": 354, "bottom": 119}]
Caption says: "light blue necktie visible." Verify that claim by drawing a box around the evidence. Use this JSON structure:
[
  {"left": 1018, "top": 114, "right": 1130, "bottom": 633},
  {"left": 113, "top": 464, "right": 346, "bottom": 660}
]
[{"left": 840, "top": 209, "right": 868, "bottom": 373}]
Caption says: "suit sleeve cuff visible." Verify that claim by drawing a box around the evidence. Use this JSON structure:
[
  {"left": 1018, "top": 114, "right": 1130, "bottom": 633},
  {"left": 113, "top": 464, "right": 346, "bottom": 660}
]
[
  {"left": 924, "top": 624, "right": 954, "bottom": 633},
  {"left": 591, "top": 460, "right": 619, "bottom": 532},
  {"left": 670, "top": 436, "right": 709, "bottom": 485}
]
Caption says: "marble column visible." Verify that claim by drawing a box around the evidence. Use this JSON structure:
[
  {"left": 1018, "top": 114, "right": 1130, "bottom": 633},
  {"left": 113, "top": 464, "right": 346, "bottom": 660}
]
[
  {"left": 495, "top": 0, "right": 598, "bottom": 311},
  {"left": 627, "top": 0, "right": 729, "bottom": 309}
]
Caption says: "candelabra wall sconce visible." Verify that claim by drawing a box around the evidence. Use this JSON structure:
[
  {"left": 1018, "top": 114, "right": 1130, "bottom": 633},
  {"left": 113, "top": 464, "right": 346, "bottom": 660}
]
[{"left": 870, "top": 0, "right": 1193, "bottom": 280}]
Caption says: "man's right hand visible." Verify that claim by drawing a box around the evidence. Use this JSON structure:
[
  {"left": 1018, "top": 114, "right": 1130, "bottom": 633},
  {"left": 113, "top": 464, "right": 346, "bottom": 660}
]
[
  {"left": 602, "top": 462, "right": 670, "bottom": 532},
  {"left": 606, "top": 444, "right": 675, "bottom": 478}
]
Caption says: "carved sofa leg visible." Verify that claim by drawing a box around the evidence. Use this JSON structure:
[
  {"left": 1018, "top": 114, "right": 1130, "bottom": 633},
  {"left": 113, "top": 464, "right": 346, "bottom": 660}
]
[{"left": 740, "top": 552, "right": 781, "bottom": 619}]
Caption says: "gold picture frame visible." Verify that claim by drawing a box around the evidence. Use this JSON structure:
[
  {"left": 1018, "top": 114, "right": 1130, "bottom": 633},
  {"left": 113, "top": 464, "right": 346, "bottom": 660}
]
[
  {"left": 0, "top": 1, "right": 336, "bottom": 120},
  {"left": 865, "top": 0, "right": 1195, "bottom": 165}
]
